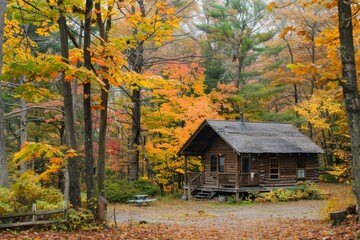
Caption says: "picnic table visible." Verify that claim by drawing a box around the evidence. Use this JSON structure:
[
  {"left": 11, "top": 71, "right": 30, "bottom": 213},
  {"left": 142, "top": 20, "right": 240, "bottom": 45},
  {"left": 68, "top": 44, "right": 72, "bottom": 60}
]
[{"left": 128, "top": 194, "right": 157, "bottom": 206}]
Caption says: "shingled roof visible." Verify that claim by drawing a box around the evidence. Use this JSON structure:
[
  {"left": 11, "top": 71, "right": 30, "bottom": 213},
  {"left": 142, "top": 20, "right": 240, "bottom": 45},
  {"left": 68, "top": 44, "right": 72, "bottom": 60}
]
[{"left": 178, "top": 120, "right": 324, "bottom": 156}]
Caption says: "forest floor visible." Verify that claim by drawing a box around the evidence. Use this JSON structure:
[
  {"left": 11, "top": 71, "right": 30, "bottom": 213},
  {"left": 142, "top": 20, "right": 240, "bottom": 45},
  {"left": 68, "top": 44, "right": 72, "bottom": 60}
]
[{"left": 0, "top": 183, "right": 359, "bottom": 239}]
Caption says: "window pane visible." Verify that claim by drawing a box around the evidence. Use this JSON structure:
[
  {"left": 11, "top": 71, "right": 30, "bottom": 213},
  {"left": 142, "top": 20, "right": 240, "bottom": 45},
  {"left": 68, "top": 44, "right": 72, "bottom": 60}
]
[
  {"left": 242, "top": 157, "right": 250, "bottom": 173},
  {"left": 297, "top": 159, "right": 305, "bottom": 168},
  {"left": 218, "top": 156, "right": 225, "bottom": 172},
  {"left": 297, "top": 169, "right": 305, "bottom": 178},
  {"left": 211, "top": 155, "right": 217, "bottom": 172},
  {"left": 270, "top": 158, "right": 279, "bottom": 180},
  {"left": 270, "top": 174, "right": 279, "bottom": 179}
]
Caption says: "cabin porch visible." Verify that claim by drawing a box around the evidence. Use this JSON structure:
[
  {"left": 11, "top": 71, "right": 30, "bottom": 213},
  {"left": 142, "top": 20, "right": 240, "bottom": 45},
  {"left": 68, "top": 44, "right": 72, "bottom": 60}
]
[{"left": 184, "top": 172, "right": 268, "bottom": 201}]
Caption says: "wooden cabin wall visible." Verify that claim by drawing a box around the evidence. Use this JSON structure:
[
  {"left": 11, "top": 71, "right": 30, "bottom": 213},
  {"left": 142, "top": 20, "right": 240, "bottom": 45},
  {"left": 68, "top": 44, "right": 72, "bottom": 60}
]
[
  {"left": 204, "top": 137, "right": 237, "bottom": 185},
  {"left": 258, "top": 154, "right": 319, "bottom": 187}
]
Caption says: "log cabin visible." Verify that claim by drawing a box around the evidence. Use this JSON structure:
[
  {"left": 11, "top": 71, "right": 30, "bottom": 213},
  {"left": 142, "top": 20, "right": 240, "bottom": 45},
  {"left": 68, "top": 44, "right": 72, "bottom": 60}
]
[{"left": 178, "top": 119, "right": 324, "bottom": 201}]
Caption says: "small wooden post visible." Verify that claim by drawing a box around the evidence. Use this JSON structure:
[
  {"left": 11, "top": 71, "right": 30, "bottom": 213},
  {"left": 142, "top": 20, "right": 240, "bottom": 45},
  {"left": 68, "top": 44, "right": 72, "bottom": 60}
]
[
  {"left": 32, "top": 203, "right": 36, "bottom": 223},
  {"left": 97, "top": 195, "right": 108, "bottom": 222},
  {"left": 235, "top": 155, "right": 240, "bottom": 189},
  {"left": 184, "top": 156, "right": 191, "bottom": 201},
  {"left": 63, "top": 200, "right": 68, "bottom": 219},
  {"left": 235, "top": 192, "right": 239, "bottom": 202}
]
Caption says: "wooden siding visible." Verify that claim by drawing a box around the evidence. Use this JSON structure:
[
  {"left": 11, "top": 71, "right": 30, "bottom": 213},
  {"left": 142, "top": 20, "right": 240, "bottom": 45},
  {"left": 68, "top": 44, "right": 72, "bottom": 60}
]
[
  {"left": 203, "top": 148, "right": 319, "bottom": 188},
  {"left": 259, "top": 154, "right": 319, "bottom": 187},
  {"left": 200, "top": 136, "right": 320, "bottom": 188},
  {"left": 204, "top": 137, "right": 237, "bottom": 185}
]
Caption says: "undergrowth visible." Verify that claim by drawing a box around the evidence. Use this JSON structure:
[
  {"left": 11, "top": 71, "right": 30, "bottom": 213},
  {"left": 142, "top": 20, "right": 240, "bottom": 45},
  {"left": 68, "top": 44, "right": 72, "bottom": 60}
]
[{"left": 255, "top": 181, "right": 322, "bottom": 202}]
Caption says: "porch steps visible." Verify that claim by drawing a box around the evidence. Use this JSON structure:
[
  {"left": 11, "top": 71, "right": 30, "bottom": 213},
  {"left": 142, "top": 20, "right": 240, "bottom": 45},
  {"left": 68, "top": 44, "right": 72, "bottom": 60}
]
[{"left": 193, "top": 190, "right": 216, "bottom": 200}]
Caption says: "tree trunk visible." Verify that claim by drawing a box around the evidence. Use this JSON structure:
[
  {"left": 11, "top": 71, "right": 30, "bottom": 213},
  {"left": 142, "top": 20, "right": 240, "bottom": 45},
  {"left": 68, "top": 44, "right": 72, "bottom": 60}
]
[
  {"left": 84, "top": 0, "right": 95, "bottom": 209},
  {"left": 130, "top": 88, "right": 141, "bottom": 181},
  {"left": 97, "top": 79, "right": 109, "bottom": 196},
  {"left": 337, "top": 0, "right": 360, "bottom": 212},
  {"left": 58, "top": 6, "right": 81, "bottom": 209},
  {"left": 96, "top": 2, "right": 112, "bottom": 198},
  {"left": 20, "top": 76, "right": 28, "bottom": 173},
  {"left": 128, "top": 2, "right": 145, "bottom": 181},
  {"left": 0, "top": 0, "right": 9, "bottom": 187}
]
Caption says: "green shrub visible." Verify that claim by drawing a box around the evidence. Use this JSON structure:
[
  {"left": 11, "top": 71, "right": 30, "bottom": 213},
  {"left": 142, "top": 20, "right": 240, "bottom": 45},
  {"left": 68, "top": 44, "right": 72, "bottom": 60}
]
[
  {"left": 66, "top": 208, "right": 94, "bottom": 230},
  {"left": 0, "top": 174, "right": 63, "bottom": 214},
  {"left": 0, "top": 202, "right": 13, "bottom": 215},
  {"left": 0, "top": 187, "right": 10, "bottom": 202},
  {"left": 132, "top": 179, "right": 162, "bottom": 196},
  {"left": 11, "top": 173, "right": 42, "bottom": 209},
  {"left": 255, "top": 181, "right": 321, "bottom": 202},
  {"left": 106, "top": 178, "right": 161, "bottom": 203},
  {"left": 106, "top": 179, "right": 137, "bottom": 203},
  {"left": 320, "top": 174, "right": 339, "bottom": 183}
]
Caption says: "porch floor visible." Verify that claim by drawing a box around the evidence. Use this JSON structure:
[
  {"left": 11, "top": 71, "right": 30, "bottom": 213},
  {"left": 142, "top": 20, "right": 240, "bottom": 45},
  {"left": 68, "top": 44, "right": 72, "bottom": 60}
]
[{"left": 184, "top": 185, "right": 269, "bottom": 193}]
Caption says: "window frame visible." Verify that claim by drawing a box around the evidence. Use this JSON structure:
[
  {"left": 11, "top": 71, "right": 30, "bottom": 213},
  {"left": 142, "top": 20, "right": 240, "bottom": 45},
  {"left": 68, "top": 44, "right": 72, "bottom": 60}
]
[
  {"left": 210, "top": 155, "right": 217, "bottom": 173},
  {"left": 210, "top": 155, "right": 225, "bottom": 173},
  {"left": 297, "top": 159, "right": 306, "bottom": 179},
  {"left": 241, "top": 156, "right": 251, "bottom": 173},
  {"left": 218, "top": 155, "right": 225, "bottom": 173},
  {"left": 269, "top": 158, "right": 280, "bottom": 180}
]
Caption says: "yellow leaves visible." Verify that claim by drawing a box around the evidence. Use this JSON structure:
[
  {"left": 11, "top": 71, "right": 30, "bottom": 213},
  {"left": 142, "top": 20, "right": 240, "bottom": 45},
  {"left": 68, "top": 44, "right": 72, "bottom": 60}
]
[
  {"left": 295, "top": 90, "right": 344, "bottom": 131},
  {"left": 36, "top": 24, "right": 58, "bottom": 37},
  {"left": 69, "top": 48, "right": 84, "bottom": 65},
  {"left": 13, "top": 142, "right": 78, "bottom": 182},
  {"left": 66, "top": 148, "right": 78, "bottom": 158},
  {"left": 280, "top": 26, "right": 296, "bottom": 38},
  {"left": 266, "top": 2, "right": 278, "bottom": 11}
]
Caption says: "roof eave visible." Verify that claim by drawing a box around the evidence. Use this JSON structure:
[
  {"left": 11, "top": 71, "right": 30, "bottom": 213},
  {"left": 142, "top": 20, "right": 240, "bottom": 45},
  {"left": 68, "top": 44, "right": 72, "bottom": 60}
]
[{"left": 177, "top": 120, "right": 210, "bottom": 156}]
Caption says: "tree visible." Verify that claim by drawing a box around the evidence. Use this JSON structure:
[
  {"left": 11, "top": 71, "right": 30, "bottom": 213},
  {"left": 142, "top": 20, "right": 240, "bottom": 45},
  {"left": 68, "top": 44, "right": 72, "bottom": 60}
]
[
  {"left": 197, "top": 0, "right": 278, "bottom": 90},
  {"left": 337, "top": 0, "right": 360, "bottom": 213},
  {"left": 83, "top": 0, "right": 95, "bottom": 209},
  {"left": 58, "top": 0, "right": 81, "bottom": 209},
  {"left": 144, "top": 63, "right": 221, "bottom": 189},
  {"left": 95, "top": 0, "right": 112, "bottom": 200},
  {"left": 0, "top": 0, "right": 9, "bottom": 187}
]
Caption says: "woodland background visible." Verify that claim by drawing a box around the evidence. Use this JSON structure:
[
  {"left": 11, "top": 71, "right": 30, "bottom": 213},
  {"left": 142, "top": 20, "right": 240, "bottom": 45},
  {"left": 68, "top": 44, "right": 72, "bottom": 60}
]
[{"left": 0, "top": 0, "right": 359, "bottom": 216}]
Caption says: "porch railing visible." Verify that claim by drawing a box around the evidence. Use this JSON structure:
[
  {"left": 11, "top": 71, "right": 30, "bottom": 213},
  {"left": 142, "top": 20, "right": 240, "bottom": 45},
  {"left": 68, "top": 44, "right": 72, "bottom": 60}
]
[
  {"left": 187, "top": 171, "right": 204, "bottom": 193},
  {"left": 238, "top": 173, "right": 260, "bottom": 186},
  {"left": 218, "top": 173, "right": 260, "bottom": 187},
  {"left": 186, "top": 172, "right": 259, "bottom": 189}
]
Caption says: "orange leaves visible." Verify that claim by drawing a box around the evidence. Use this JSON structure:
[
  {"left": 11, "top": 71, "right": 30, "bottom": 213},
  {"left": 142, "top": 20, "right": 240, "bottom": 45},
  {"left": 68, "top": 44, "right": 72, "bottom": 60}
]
[
  {"left": 279, "top": 26, "right": 296, "bottom": 38},
  {"left": 49, "top": 157, "right": 63, "bottom": 164},
  {"left": 295, "top": 89, "right": 344, "bottom": 131},
  {"left": 266, "top": 2, "right": 278, "bottom": 10},
  {"left": 144, "top": 63, "right": 221, "bottom": 186},
  {"left": 13, "top": 142, "right": 78, "bottom": 182}
]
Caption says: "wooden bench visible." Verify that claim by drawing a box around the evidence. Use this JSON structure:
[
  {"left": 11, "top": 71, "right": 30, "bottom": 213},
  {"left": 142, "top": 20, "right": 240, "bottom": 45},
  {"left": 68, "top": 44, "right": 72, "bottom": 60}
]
[
  {"left": 127, "top": 195, "right": 157, "bottom": 206},
  {"left": 127, "top": 199, "right": 157, "bottom": 206}
]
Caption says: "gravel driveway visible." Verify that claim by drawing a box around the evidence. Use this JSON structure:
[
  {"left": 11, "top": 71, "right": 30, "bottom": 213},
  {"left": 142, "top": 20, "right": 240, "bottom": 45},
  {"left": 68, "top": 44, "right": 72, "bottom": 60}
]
[{"left": 109, "top": 199, "right": 327, "bottom": 226}]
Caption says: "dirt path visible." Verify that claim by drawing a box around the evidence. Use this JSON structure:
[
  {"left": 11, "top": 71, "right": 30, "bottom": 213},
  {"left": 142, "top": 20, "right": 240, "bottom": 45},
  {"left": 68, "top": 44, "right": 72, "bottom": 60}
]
[{"left": 110, "top": 199, "right": 327, "bottom": 226}]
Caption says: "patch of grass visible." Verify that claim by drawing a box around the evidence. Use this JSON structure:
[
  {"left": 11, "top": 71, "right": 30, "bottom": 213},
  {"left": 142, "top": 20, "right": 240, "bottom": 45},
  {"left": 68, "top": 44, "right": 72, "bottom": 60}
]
[{"left": 318, "top": 182, "right": 356, "bottom": 220}]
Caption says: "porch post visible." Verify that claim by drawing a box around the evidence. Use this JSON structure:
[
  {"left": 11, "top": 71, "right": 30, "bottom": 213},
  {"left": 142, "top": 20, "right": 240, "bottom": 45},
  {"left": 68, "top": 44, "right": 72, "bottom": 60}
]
[
  {"left": 184, "top": 156, "right": 191, "bottom": 200},
  {"left": 235, "top": 155, "right": 240, "bottom": 188},
  {"left": 235, "top": 155, "right": 240, "bottom": 202}
]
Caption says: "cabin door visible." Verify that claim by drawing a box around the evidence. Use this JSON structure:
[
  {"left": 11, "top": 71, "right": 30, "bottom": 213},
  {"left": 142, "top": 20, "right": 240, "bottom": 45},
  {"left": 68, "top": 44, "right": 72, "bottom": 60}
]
[{"left": 240, "top": 156, "right": 251, "bottom": 173}]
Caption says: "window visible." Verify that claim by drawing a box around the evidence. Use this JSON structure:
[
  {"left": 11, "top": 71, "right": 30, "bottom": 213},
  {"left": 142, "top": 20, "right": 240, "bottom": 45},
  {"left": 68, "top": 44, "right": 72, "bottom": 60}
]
[
  {"left": 210, "top": 155, "right": 217, "bottom": 172},
  {"left": 269, "top": 158, "right": 279, "bottom": 180},
  {"left": 242, "top": 157, "right": 251, "bottom": 173},
  {"left": 297, "top": 159, "right": 306, "bottom": 179},
  {"left": 218, "top": 156, "right": 225, "bottom": 172},
  {"left": 210, "top": 155, "right": 225, "bottom": 172}
]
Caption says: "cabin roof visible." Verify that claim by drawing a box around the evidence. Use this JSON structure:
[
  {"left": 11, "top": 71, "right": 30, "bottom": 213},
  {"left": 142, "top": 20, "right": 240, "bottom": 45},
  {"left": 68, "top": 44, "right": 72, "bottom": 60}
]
[{"left": 178, "top": 120, "right": 324, "bottom": 156}]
